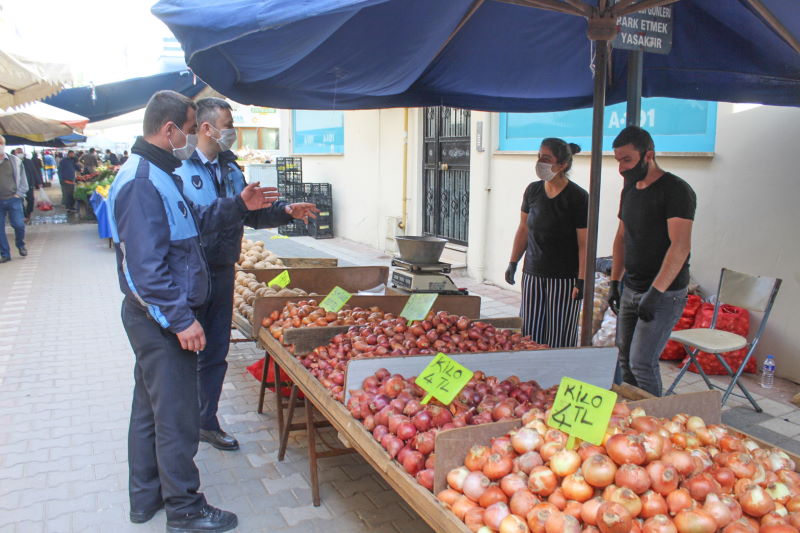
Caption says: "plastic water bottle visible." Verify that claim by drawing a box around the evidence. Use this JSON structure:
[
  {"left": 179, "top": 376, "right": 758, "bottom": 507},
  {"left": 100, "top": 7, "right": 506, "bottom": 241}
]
[{"left": 760, "top": 355, "right": 776, "bottom": 389}]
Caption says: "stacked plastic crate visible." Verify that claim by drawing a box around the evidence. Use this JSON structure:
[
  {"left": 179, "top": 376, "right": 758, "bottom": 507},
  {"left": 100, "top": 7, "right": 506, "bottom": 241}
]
[
  {"left": 276, "top": 157, "right": 307, "bottom": 236},
  {"left": 303, "top": 182, "right": 333, "bottom": 239}
]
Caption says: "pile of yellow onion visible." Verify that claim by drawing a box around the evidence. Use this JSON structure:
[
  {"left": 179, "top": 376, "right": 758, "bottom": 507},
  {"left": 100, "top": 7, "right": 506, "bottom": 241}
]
[{"left": 438, "top": 403, "right": 800, "bottom": 533}]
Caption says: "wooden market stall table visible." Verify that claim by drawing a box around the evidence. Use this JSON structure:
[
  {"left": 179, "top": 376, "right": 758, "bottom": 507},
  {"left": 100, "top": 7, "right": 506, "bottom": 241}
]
[{"left": 257, "top": 326, "right": 474, "bottom": 533}]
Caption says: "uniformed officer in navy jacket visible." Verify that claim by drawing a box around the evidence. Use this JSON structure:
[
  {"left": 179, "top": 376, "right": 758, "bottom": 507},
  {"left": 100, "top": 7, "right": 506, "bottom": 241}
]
[
  {"left": 177, "top": 97, "right": 318, "bottom": 451},
  {"left": 108, "top": 90, "right": 278, "bottom": 532}
]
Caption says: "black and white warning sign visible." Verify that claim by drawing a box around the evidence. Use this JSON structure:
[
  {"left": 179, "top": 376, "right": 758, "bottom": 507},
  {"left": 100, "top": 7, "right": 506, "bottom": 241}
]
[{"left": 613, "top": 4, "right": 673, "bottom": 55}]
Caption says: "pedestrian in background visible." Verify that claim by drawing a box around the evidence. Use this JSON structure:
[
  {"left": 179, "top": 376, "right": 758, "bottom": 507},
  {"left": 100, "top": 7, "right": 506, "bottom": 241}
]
[
  {"left": 506, "top": 137, "right": 588, "bottom": 347},
  {"left": 609, "top": 125, "right": 696, "bottom": 397},
  {"left": 20, "top": 150, "right": 42, "bottom": 223},
  {"left": 0, "top": 136, "right": 29, "bottom": 262},
  {"left": 43, "top": 150, "right": 56, "bottom": 184},
  {"left": 79, "top": 147, "right": 99, "bottom": 174},
  {"left": 58, "top": 150, "right": 78, "bottom": 212}
]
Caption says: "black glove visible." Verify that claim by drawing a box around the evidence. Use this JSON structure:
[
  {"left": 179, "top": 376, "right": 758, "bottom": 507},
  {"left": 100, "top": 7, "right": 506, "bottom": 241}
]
[
  {"left": 637, "top": 286, "right": 664, "bottom": 322},
  {"left": 608, "top": 280, "right": 621, "bottom": 315},
  {"left": 573, "top": 279, "right": 584, "bottom": 301},
  {"left": 505, "top": 262, "right": 518, "bottom": 285}
]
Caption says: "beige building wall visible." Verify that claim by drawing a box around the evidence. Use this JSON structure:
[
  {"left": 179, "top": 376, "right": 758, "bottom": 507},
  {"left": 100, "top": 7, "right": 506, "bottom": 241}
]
[{"left": 283, "top": 104, "right": 800, "bottom": 382}]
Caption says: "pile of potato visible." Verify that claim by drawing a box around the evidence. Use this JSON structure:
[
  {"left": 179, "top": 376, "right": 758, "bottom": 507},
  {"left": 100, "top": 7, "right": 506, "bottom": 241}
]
[
  {"left": 237, "top": 238, "right": 285, "bottom": 269},
  {"left": 233, "top": 271, "right": 320, "bottom": 322}
]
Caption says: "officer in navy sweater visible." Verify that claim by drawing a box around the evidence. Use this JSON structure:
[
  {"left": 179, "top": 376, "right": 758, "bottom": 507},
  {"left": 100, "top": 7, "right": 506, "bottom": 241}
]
[
  {"left": 108, "top": 90, "right": 277, "bottom": 532},
  {"left": 177, "top": 97, "right": 318, "bottom": 451}
]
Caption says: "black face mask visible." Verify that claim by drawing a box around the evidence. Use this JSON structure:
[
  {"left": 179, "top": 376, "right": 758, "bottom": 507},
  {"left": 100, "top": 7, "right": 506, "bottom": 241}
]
[{"left": 621, "top": 152, "right": 649, "bottom": 183}]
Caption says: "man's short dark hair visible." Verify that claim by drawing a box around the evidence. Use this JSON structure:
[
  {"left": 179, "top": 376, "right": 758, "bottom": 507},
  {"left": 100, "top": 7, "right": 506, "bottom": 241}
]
[
  {"left": 67, "top": 150, "right": 75, "bottom": 156},
  {"left": 613, "top": 125, "right": 655, "bottom": 153},
  {"left": 196, "top": 97, "right": 232, "bottom": 128},
  {"left": 143, "top": 90, "right": 197, "bottom": 136},
  {"left": 89, "top": 148, "right": 95, "bottom": 153}
]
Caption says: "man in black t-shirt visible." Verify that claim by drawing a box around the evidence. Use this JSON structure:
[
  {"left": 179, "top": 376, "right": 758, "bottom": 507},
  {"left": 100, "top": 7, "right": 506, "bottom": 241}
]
[{"left": 608, "top": 126, "right": 696, "bottom": 396}]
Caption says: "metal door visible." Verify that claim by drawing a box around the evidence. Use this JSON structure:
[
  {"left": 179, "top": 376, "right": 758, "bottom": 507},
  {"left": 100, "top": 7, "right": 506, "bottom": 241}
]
[{"left": 422, "top": 107, "right": 470, "bottom": 245}]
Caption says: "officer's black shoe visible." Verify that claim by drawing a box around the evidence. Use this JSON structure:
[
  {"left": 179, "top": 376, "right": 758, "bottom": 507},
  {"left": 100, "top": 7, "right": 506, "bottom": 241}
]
[
  {"left": 199, "top": 429, "right": 239, "bottom": 451},
  {"left": 18, "top": 247, "right": 27, "bottom": 256},
  {"left": 0, "top": 257, "right": 10, "bottom": 264},
  {"left": 129, "top": 501, "right": 164, "bottom": 523},
  {"left": 166, "top": 505, "right": 237, "bottom": 533}
]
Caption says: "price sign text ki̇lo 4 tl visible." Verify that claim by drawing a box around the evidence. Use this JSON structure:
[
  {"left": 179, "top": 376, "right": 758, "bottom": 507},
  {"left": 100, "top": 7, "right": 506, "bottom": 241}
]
[
  {"left": 416, "top": 353, "right": 474, "bottom": 406},
  {"left": 547, "top": 377, "right": 617, "bottom": 448}
]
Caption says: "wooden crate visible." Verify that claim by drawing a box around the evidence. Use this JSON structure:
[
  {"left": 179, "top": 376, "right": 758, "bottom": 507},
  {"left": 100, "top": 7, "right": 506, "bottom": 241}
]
[
  {"left": 283, "top": 316, "right": 522, "bottom": 356},
  {"left": 258, "top": 330, "right": 471, "bottom": 533},
  {"left": 252, "top": 294, "right": 482, "bottom": 341}
]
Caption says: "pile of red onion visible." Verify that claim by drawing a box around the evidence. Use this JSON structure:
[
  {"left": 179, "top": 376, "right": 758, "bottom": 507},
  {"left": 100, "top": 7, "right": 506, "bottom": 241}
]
[
  {"left": 262, "top": 300, "right": 394, "bottom": 343},
  {"left": 439, "top": 403, "right": 800, "bottom": 533},
  {"left": 300, "top": 312, "right": 547, "bottom": 402},
  {"left": 346, "top": 369, "right": 558, "bottom": 491}
]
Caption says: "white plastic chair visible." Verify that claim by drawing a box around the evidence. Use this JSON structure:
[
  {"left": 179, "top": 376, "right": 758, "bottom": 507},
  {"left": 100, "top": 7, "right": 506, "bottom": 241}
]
[{"left": 665, "top": 268, "right": 782, "bottom": 412}]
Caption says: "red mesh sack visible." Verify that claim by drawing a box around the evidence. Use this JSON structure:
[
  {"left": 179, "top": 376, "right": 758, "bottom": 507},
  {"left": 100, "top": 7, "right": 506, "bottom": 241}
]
[
  {"left": 660, "top": 294, "right": 704, "bottom": 361},
  {"left": 246, "top": 358, "right": 302, "bottom": 398},
  {"left": 682, "top": 303, "right": 755, "bottom": 375}
]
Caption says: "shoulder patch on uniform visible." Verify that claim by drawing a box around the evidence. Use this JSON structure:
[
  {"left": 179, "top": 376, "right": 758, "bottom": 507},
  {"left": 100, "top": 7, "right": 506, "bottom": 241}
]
[
  {"left": 191, "top": 175, "right": 203, "bottom": 189},
  {"left": 177, "top": 201, "right": 188, "bottom": 218}
]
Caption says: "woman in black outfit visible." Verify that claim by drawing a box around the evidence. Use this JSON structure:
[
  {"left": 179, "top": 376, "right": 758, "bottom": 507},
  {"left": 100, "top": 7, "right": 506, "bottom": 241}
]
[{"left": 505, "top": 138, "right": 588, "bottom": 348}]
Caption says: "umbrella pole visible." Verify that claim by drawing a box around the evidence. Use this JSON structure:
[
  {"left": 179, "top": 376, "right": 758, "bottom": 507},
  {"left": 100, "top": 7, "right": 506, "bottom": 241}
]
[{"left": 580, "top": 39, "right": 610, "bottom": 346}]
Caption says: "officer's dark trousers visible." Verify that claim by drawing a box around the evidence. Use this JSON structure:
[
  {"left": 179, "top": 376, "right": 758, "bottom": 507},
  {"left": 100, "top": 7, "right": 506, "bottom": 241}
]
[
  {"left": 122, "top": 298, "right": 206, "bottom": 517},
  {"left": 197, "top": 265, "right": 235, "bottom": 432}
]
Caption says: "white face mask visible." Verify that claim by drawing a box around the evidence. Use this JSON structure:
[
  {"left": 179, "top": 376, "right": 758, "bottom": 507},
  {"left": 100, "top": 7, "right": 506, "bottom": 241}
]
[
  {"left": 0, "top": 145, "right": 5, "bottom": 156},
  {"left": 210, "top": 125, "right": 236, "bottom": 152},
  {"left": 536, "top": 161, "right": 557, "bottom": 182},
  {"left": 169, "top": 124, "right": 197, "bottom": 160}
]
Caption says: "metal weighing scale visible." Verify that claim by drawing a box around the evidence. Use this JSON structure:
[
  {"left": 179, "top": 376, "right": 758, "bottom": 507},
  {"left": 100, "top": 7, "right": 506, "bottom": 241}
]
[{"left": 390, "top": 236, "right": 467, "bottom": 295}]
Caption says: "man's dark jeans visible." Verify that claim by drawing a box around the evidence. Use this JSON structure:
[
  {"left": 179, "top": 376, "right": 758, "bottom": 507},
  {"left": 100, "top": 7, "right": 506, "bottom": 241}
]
[{"left": 615, "top": 286, "right": 687, "bottom": 396}]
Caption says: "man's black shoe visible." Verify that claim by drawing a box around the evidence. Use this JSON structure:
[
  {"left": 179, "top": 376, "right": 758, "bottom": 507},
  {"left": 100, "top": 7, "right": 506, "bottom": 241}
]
[
  {"left": 199, "top": 429, "right": 239, "bottom": 451},
  {"left": 18, "top": 247, "right": 27, "bottom": 256},
  {"left": 166, "top": 505, "right": 237, "bottom": 533},
  {"left": 130, "top": 501, "right": 164, "bottom": 524},
  {"left": 0, "top": 257, "right": 9, "bottom": 264}
]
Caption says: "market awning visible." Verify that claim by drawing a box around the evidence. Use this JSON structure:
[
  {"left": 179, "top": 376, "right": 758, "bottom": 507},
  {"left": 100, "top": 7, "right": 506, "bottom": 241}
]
[
  {"left": 42, "top": 70, "right": 208, "bottom": 123},
  {"left": 152, "top": 0, "right": 800, "bottom": 111},
  {"left": 2, "top": 132, "right": 87, "bottom": 148},
  {"left": 0, "top": 102, "right": 87, "bottom": 143},
  {"left": 0, "top": 50, "right": 72, "bottom": 110}
]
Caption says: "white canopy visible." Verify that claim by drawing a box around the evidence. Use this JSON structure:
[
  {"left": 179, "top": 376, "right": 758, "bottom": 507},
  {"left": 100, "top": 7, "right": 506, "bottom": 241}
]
[{"left": 0, "top": 50, "right": 72, "bottom": 110}]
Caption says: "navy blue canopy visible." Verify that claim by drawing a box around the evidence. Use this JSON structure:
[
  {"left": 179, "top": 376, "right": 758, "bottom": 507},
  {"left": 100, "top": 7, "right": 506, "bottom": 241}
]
[
  {"left": 152, "top": 0, "right": 800, "bottom": 111},
  {"left": 4, "top": 133, "right": 87, "bottom": 147},
  {"left": 43, "top": 70, "right": 207, "bottom": 122}
]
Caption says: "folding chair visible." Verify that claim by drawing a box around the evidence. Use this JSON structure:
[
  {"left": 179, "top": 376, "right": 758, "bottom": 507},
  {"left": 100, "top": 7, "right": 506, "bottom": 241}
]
[{"left": 665, "top": 268, "right": 782, "bottom": 412}]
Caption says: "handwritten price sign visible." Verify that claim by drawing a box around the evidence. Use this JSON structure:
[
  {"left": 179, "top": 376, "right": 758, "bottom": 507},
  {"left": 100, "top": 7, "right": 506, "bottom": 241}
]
[
  {"left": 268, "top": 270, "right": 291, "bottom": 289},
  {"left": 319, "top": 286, "right": 352, "bottom": 313},
  {"left": 547, "top": 377, "right": 617, "bottom": 448},
  {"left": 400, "top": 293, "right": 438, "bottom": 324},
  {"left": 416, "top": 353, "right": 473, "bottom": 406}
]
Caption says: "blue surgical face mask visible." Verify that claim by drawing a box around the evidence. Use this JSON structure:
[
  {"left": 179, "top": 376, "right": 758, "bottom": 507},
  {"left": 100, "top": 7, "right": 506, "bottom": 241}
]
[{"left": 169, "top": 123, "right": 197, "bottom": 160}]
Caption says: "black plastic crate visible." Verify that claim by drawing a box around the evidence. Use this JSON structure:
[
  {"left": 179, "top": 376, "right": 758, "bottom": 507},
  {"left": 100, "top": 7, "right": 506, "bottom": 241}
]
[
  {"left": 276, "top": 157, "right": 302, "bottom": 174},
  {"left": 302, "top": 182, "right": 331, "bottom": 199},
  {"left": 302, "top": 182, "right": 332, "bottom": 209},
  {"left": 279, "top": 182, "right": 305, "bottom": 200},
  {"left": 277, "top": 169, "right": 303, "bottom": 185},
  {"left": 306, "top": 216, "right": 333, "bottom": 239},
  {"left": 278, "top": 219, "right": 307, "bottom": 237}
]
